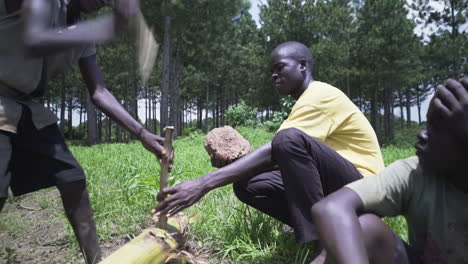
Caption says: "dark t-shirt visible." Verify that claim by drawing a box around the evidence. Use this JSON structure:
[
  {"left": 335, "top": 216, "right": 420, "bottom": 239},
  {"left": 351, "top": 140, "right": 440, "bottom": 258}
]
[{"left": 0, "top": 0, "right": 96, "bottom": 133}]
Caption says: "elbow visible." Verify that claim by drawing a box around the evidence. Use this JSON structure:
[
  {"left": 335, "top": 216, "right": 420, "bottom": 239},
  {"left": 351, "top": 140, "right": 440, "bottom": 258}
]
[
  {"left": 311, "top": 197, "right": 351, "bottom": 227},
  {"left": 312, "top": 188, "right": 362, "bottom": 222},
  {"left": 90, "top": 88, "right": 106, "bottom": 106},
  {"left": 23, "top": 34, "right": 47, "bottom": 57},
  {"left": 311, "top": 199, "right": 335, "bottom": 221}
]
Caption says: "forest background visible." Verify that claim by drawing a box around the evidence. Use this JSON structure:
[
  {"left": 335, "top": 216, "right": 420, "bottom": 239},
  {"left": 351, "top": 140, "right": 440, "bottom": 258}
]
[{"left": 44, "top": 0, "right": 467, "bottom": 146}]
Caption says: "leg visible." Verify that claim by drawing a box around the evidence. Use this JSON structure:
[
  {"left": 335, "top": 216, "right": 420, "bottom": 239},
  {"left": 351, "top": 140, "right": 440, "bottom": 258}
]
[
  {"left": 271, "top": 128, "right": 362, "bottom": 243},
  {"left": 358, "top": 214, "right": 415, "bottom": 264},
  {"left": 310, "top": 240, "right": 327, "bottom": 264},
  {"left": 310, "top": 242, "right": 327, "bottom": 264},
  {"left": 58, "top": 180, "right": 102, "bottom": 264},
  {"left": 10, "top": 113, "right": 100, "bottom": 263},
  {"left": 311, "top": 214, "right": 415, "bottom": 264},
  {"left": 0, "top": 197, "right": 6, "bottom": 212},
  {"left": 0, "top": 131, "right": 13, "bottom": 214},
  {"left": 233, "top": 170, "right": 292, "bottom": 226}
]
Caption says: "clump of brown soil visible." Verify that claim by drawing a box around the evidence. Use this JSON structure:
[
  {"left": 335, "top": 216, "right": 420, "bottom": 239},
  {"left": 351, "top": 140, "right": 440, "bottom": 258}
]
[{"left": 204, "top": 126, "right": 251, "bottom": 162}]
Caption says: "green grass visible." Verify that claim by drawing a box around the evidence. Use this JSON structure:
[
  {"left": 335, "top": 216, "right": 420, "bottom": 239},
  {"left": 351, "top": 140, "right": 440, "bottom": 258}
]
[{"left": 68, "top": 126, "right": 417, "bottom": 263}]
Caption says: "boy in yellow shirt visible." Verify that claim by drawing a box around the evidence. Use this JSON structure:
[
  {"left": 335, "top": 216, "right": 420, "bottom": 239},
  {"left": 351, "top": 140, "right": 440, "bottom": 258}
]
[{"left": 155, "top": 41, "right": 384, "bottom": 249}]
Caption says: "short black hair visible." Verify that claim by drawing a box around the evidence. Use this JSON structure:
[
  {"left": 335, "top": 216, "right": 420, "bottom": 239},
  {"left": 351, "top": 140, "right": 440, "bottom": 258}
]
[{"left": 272, "top": 41, "right": 314, "bottom": 73}]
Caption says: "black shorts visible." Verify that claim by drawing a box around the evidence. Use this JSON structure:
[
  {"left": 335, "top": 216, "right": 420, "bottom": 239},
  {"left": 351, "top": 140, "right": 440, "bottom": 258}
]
[{"left": 0, "top": 108, "right": 85, "bottom": 198}]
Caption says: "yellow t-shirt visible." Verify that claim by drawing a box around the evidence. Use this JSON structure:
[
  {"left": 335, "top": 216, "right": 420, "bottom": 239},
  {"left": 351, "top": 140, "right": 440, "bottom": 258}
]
[{"left": 278, "top": 81, "right": 384, "bottom": 176}]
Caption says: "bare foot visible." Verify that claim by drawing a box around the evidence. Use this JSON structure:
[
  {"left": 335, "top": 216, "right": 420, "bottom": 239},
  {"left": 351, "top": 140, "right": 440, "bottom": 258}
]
[{"left": 310, "top": 249, "right": 327, "bottom": 264}]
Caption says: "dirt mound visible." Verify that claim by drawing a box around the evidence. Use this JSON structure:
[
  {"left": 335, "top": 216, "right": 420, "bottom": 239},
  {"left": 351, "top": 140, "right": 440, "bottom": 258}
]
[{"left": 204, "top": 126, "right": 251, "bottom": 163}]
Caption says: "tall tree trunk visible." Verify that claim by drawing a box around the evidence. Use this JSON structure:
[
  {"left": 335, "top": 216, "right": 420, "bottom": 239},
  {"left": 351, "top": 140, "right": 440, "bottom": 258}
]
[
  {"left": 197, "top": 99, "right": 202, "bottom": 129},
  {"left": 149, "top": 90, "right": 153, "bottom": 131},
  {"left": 398, "top": 89, "right": 404, "bottom": 130},
  {"left": 449, "top": 2, "right": 460, "bottom": 78},
  {"left": 405, "top": 87, "right": 412, "bottom": 128},
  {"left": 211, "top": 99, "right": 216, "bottom": 131},
  {"left": 346, "top": 71, "right": 351, "bottom": 97},
  {"left": 79, "top": 89, "right": 84, "bottom": 136},
  {"left": 215, "top": 89, "right": 219, "bottom": 128},
  {"left": 379, "top": 102, "right": 383, "bottom": 141},
  {"left": 221, "top": 92, "right": 226, "bottom": 126},
  {"left": 107, "top": 117, "right": 111, "bottom": 142},
  {"left": 160, "top": 15, "right": 172, "bottom": 135},
  {"left": 60, "top": 75, "right": 66, "bottom": 133},
  {"left": 169, "top": 39, "right": 181, "bottom": 137},
  {"left": 98, "top": 110, "right": 102, "bottom": 142},
  {"left": 79, "top": 105, "right": 83, "bottom": 135},
  {"left": 383, "top": 86, "right": 394, "bottom": 140},
  {"left": 153, "top": 96, "right": 157, "bottom": 133},
  {"left": 416, "top": 86, "right": 422, "bottom": 125},
  {"left": 204, "top": 103, "right": 209, "bottom": 132},
  {"left": 145, "top": 84, "right": 149, "bottom": 129},
  {"left": 370, "top": 86, "right": 380, "bottom": 141},
  {"left": 128, "top": 40, "right": 138, "bottom": 140},
  {"left": 178, "top": 103, "right": 183, "bottom": 136},
  {"left": 86, "top": 92, "right": 99, "bottom": 146},
  {"left": 67, "top": 93, "right": 73, "bottom": 139},
  {"left": 116, "top": 125, "right": 121, "bottom": 142}
]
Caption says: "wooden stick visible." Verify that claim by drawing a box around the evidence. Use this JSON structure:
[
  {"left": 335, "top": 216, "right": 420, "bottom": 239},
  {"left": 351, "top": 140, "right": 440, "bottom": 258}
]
[{"left": 158, "top": 126, "right": 174, "bottom": 229}]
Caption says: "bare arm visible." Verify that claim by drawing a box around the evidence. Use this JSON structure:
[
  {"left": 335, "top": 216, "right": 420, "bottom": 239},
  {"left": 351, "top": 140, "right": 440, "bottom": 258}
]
[
  {"left": 22, "top": 0, "right": 137, "bottom": 56},
  {"left": 79, "top": 55, "right": 166, "bottom": 159},
  {"left": 153, "top": 142, "right": 276, "bottom": 216},
  {"left": 311, "top": 188, "right": 369, "bottom": 264},
  {"left": 202, "top": 143, "right": 275, "bottom": 190}
]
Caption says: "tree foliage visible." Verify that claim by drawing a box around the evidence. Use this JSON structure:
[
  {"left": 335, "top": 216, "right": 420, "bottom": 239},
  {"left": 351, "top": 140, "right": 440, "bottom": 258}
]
[{"left": 46, "top": 0, "right": 467, "bottom": 144}]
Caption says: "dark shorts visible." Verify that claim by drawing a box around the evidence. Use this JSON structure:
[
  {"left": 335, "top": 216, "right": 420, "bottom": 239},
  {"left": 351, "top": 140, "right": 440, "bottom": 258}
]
[
  {"left": 394, "top": 233, "right": 422, "bottom": 264},
  {"left": 0, "top": 108, "right": 85, "bottom": 198}
]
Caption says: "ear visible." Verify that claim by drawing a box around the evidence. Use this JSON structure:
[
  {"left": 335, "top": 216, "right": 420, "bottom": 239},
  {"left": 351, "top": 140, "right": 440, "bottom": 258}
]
[{"left": 299, "top": 59, "right": 307, "bottom": 72}]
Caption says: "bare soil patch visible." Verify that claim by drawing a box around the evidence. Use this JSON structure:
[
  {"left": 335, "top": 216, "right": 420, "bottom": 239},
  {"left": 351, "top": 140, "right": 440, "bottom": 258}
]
[
  {"left": 0, "top": 189, "right": 217, "bottom": 264},
  {"left": 0, "top": 189, "right": 129, "bottom": 264}
]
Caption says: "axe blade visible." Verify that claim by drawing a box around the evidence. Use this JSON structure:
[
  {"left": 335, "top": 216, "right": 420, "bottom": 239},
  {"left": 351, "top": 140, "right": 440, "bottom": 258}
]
[{"left": 135, "top": 13, "right": 159, "bottom": 86}]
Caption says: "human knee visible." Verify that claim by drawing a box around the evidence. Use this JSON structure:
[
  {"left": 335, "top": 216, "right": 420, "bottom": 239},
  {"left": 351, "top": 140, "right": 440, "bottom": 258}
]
[
  {"left": 272, "top": 128, "right": 309, "bottom": 155},
  {"left": 358, "top": 214, "right": 395, "bottom": 257},
  {"left": 58, "top": 180, "right": 90, "bottom": 213},
  {"left": 58, "top": 179, "right": 87, "bottom": 195},
  {"left": 232, "top": 180, "right": 251, "bottom": 203}
]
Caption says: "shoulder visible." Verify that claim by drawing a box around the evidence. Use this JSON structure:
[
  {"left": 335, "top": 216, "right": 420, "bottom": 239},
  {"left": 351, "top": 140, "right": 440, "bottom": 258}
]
[
  {"left": 297, "top": 81, "right": 340, "bottom": 108},
  {"left": 309, "top": 81, "right": 354, "bottom": 106},
  {"left": 379, "top": 156, "right": 421, "bottom": 183},
  {"left": 304, "top": 81, "right": 342, "bottom": 97},
  {"left": 391, "top": 156, "right": 420, "bottom": 171},
  {"left": 348, "top": 156, "right": 421, "bottom": 194}
]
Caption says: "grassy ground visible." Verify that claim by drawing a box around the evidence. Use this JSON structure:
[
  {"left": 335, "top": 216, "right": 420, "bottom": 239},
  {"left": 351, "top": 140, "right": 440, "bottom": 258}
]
[{"left": 0, "top": 126, "right": 418, "bottom": 263}]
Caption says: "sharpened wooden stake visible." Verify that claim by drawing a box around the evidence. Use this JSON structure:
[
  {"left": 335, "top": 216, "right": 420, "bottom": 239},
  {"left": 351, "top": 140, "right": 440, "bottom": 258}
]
[{"left": 158, "top": 126, "right": 174, "bottom": 229}]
